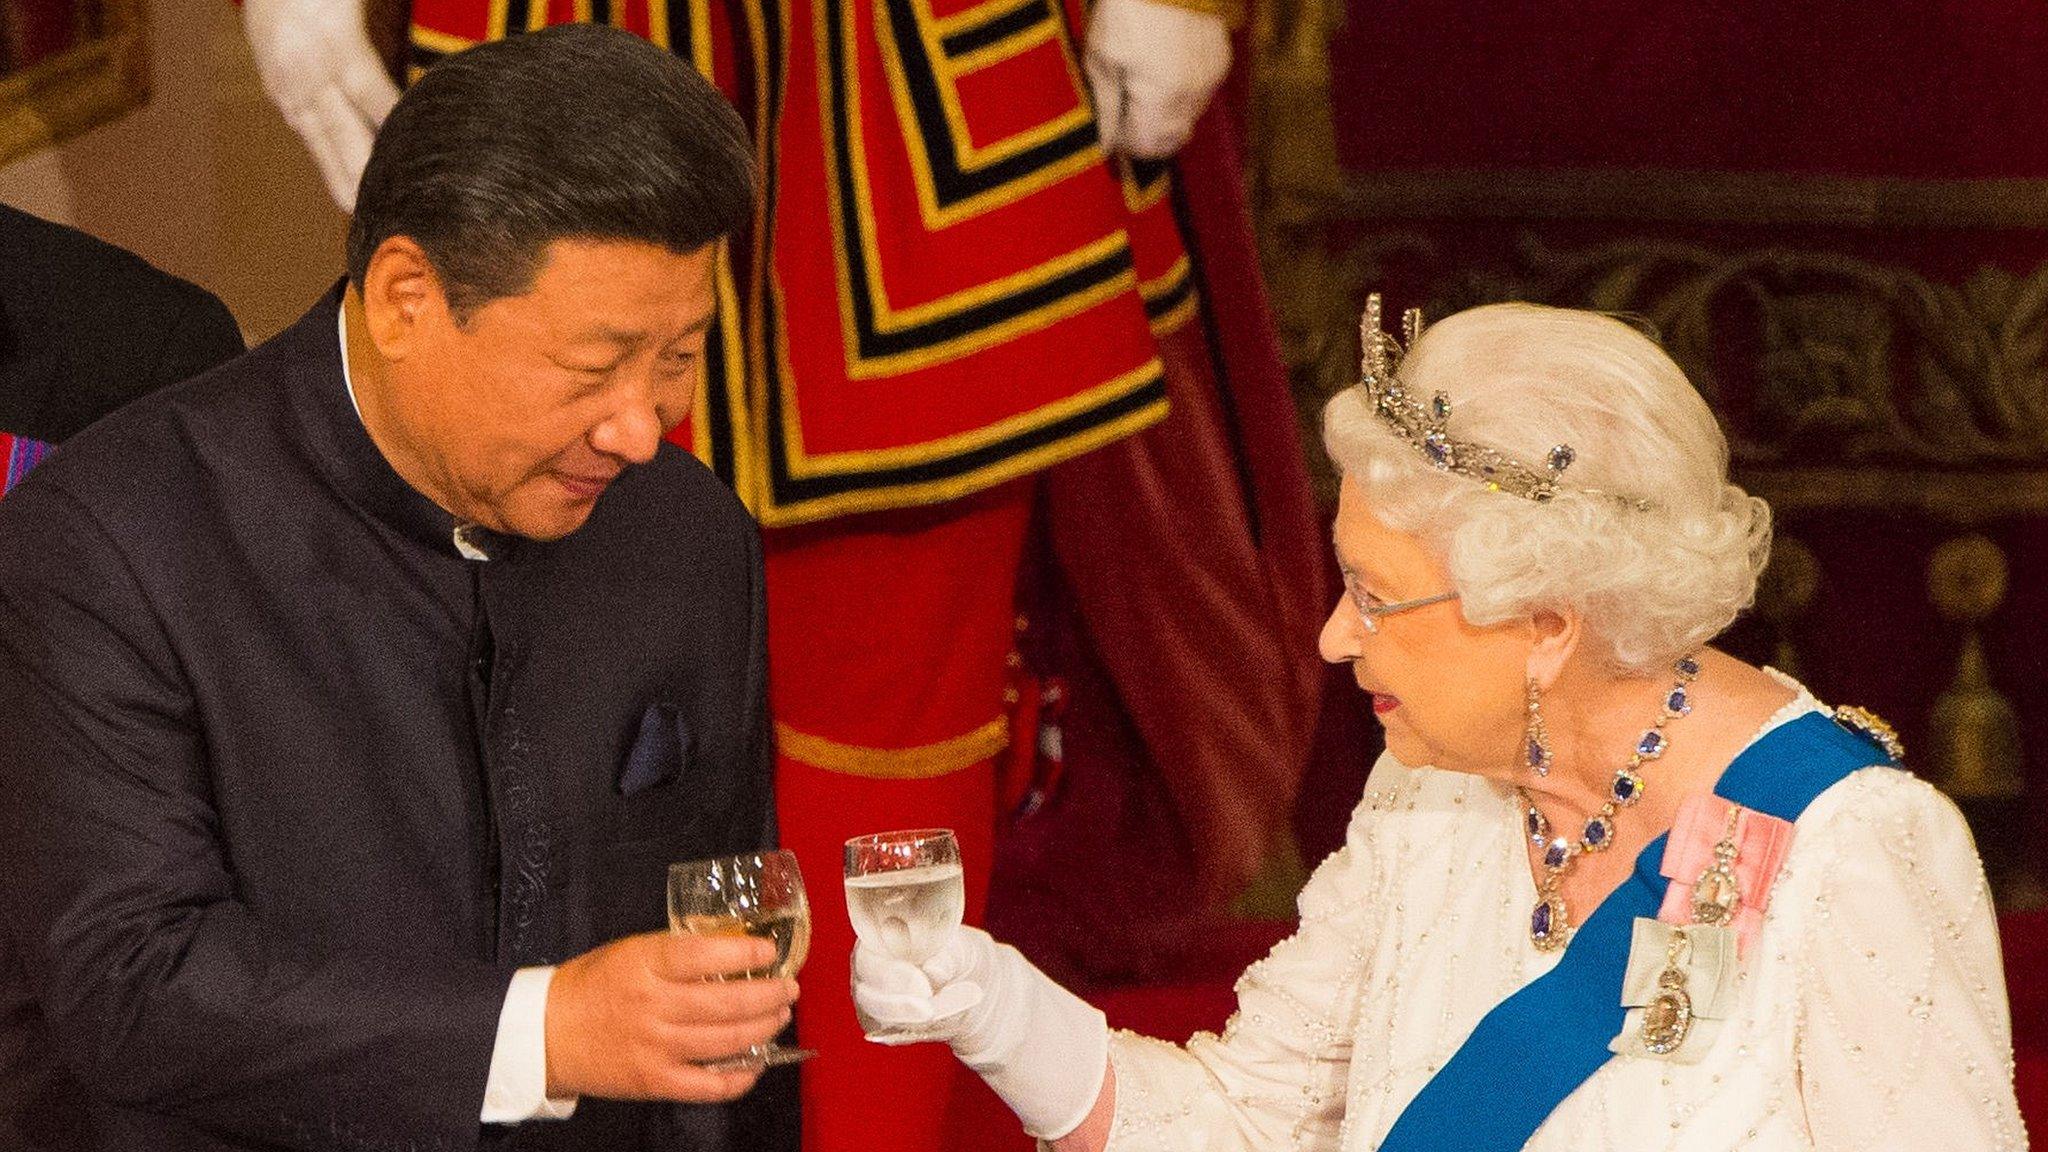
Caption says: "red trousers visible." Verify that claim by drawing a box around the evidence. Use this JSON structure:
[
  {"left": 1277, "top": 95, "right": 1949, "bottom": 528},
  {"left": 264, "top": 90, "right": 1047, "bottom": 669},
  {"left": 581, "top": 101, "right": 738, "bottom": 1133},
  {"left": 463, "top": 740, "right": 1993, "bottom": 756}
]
[{"left": 766, "top": 484, "right": 1033, "bottom": 1152}]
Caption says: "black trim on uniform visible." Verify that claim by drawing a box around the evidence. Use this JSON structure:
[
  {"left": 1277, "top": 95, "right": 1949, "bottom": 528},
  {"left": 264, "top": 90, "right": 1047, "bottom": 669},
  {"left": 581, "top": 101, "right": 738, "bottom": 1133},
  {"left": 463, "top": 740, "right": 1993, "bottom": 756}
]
[{"left": 937, "top": 0, "right": 1046, "bottom": 58}]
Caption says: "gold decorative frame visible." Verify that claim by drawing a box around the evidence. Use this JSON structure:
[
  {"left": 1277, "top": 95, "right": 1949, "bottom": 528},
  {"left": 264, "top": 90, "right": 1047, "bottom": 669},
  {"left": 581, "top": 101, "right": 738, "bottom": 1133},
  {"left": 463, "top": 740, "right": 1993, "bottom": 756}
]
[
  {"left": 0, "top": 0, "right": 150, "bottom": 166},
  {"left": 1246, "top": 0, "right": 2048, "bottom": 519},
  {"left": 1246, "top": 1, "right": 2048, "bottom": 904}
]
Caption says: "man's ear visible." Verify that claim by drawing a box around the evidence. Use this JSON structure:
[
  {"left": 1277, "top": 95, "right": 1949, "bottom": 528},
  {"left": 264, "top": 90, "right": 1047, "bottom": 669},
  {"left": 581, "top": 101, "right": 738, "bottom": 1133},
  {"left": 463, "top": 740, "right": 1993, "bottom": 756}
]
[{"left": 359, "top": 237, "right": 451, "bottom": 361}]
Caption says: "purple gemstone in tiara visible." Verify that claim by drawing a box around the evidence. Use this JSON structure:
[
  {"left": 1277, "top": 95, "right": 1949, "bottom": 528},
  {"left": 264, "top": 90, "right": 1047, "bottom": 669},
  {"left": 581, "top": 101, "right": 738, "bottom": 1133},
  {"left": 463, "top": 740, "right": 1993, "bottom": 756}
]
[{"left": 1423, "top": 431, "right": 1452, "bottom": 468}]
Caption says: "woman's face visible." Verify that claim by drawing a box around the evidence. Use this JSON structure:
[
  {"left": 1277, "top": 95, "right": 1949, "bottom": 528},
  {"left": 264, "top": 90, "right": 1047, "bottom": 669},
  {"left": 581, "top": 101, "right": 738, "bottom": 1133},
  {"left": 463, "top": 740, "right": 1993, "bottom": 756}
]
[{"left": 1319, "top": 476, "right": 1531, "bottom": 775}]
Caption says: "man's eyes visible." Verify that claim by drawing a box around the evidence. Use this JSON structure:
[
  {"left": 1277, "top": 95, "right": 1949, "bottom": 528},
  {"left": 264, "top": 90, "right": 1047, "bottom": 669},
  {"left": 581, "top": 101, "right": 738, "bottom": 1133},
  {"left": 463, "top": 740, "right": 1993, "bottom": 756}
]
[{"left": 555, "top": 351, "right": 697, "bottom": 378}]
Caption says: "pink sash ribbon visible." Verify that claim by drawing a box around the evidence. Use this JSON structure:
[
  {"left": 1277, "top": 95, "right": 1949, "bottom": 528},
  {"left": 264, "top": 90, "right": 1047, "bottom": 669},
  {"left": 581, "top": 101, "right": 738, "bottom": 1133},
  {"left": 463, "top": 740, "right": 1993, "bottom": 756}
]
[{"left": 1656, "top": 795, "right": 1795, "bottom": 956}]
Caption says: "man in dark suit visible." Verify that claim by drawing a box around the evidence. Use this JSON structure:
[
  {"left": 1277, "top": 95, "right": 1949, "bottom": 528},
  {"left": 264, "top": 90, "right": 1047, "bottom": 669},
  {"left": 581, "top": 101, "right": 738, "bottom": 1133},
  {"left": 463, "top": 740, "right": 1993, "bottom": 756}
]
[
  {"left": 0, "top": 201, "right": 245, "bottom": 483},
  {"left": 0, "top": 25, "right": 798, "bottom": 1152},
  {"left": 0, "top": 201, "right": 248, "bottom": 1152}
]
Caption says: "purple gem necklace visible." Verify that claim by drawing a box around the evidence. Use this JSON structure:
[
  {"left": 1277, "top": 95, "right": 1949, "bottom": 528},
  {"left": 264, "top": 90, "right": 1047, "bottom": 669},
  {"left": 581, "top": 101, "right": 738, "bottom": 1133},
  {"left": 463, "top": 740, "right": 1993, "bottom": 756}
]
[{"left": 1521, "top": 653, "right": 1701, "bottom": 952}]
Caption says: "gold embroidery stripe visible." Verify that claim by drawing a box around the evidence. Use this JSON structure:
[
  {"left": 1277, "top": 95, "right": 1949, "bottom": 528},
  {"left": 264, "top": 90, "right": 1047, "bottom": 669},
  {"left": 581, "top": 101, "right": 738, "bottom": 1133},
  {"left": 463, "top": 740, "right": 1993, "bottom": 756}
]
[
  {"left": 871, "top": 0, "right": 1100, "bottom": 231},
  {"left": 787, "top": 357, "right": 1161, "bottom": 476},
  {"left": 759, "top": 390, "right": 1168, "bottom": 526},
  {"left": 1138, "top": 255, "right": 1192, "bottom": 302},
  {"left": 947, "top": 18, "right": 1056, "bottom": 79},
  {"left": 874, "top": 232, "right": 1131, "bottom": 332},
  {"left": 824, "top": 0, "right": 1121, "bottom": 372},
  {"left": 1122, "top": 161, "right": 1172, "bottom": 214},
  {"left": 687, "top": 0, "right": 714, "bottom": 73},
  {"left": 913, "top": 0, "right": 1092, "bottom": 174},
  {"left": 735, "top": 0, "right": 794, "bottom": 518},
  {"left": 412, "top": 25, "right": 482, "bottom": 54},
  {"left": 775, "top": 718, "right": 1010, "bottom": 779},
  {"left": 838, "top": 261, "right": 1136, "bottom": 381},
  {"left": 1148, "top": 292, "right": 1199, "bottom": 338},
  {"left": 925, "top": 0, "right": 1034, "bottom": 37}
]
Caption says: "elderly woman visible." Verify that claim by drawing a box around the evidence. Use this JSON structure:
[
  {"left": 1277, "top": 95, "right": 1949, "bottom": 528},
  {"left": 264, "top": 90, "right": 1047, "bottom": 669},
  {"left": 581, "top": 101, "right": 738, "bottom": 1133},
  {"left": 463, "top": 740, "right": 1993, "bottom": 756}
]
[{"left": 851, "top": 300, "right": 2026, "bottom": 1150}]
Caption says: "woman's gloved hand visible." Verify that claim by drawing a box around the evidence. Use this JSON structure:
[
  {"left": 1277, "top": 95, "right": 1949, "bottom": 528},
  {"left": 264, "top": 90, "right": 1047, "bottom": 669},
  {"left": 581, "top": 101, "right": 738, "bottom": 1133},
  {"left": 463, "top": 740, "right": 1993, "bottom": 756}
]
[{"left": 853, "top": 925, "right": 1109, "bottom": 1140}]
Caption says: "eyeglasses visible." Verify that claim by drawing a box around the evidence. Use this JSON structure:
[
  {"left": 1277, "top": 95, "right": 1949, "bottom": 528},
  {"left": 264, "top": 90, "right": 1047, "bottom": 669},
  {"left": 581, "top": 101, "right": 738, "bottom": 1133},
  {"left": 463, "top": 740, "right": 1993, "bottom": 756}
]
[{"left": 1343, "top": 571, "right": 1459, "bottom": 634}]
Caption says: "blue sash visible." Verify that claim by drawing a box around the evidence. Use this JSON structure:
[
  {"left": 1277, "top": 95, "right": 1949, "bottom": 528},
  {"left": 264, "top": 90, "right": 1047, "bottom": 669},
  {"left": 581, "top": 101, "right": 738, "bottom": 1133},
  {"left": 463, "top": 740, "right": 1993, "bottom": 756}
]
[{"left": 1378, "top": 711, "right": 1893, "bottom": 1152}]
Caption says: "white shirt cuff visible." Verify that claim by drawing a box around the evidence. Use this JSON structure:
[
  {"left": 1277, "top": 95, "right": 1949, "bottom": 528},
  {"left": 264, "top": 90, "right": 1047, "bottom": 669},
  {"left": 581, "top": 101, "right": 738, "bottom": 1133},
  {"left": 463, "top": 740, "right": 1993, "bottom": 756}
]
[{"left": 481, "top": 966, "right": 579, "bottom": 1123}]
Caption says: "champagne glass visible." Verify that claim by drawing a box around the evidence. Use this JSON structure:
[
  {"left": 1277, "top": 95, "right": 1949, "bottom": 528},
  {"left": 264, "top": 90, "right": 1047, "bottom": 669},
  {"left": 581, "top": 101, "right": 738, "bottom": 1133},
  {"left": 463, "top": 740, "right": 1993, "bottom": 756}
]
[
  {"left": 668, "top": 848, "right": 816, "bottom": 1067},
  {"left": 844, "top": 829, "right": 974, "bottom": 1037}
]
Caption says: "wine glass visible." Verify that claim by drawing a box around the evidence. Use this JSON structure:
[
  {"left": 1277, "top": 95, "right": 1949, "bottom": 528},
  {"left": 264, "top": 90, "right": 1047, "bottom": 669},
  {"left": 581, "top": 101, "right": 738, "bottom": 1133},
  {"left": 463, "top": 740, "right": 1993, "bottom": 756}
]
[
  {"left": 668, "top": 848, "right": 816, "bottom": 1067},
  {"left": 844, "top": 829, "right": 973, "bottom": 1036}
]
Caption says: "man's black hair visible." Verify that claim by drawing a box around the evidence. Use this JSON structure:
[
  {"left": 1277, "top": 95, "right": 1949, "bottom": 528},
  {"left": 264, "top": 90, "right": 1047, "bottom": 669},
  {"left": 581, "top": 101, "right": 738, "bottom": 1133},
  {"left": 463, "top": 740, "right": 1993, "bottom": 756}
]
[{"left": 345, "top": 23, "right": 755, "bottom": 320}]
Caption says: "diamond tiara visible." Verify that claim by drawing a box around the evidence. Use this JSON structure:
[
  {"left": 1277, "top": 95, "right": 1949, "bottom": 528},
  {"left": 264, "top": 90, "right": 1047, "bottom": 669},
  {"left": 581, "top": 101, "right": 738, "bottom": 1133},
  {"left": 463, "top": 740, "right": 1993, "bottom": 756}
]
[{"left": 1355, "top": 294, "right": 1583, "bottom": 505}]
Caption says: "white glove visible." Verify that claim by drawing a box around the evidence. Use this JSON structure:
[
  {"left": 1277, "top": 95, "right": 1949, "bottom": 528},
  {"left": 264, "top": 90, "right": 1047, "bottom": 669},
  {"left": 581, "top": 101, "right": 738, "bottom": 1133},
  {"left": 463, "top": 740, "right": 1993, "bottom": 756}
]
[
  {"left": 1083, "top": 0, "right": 1231, "bottom": 159},
  {"left": 242, "top": 0, "right": 401, "bottom": 212},
  {"left": 853, "top": 927, "right": 1109, "bottom": 1140}
]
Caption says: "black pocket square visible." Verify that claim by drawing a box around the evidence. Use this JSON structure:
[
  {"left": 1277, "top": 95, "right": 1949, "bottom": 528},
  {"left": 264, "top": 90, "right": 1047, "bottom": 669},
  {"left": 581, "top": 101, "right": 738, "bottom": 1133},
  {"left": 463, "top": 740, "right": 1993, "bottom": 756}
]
[{"left": 619, "top": 703, "right": 691, "bottom": 796}]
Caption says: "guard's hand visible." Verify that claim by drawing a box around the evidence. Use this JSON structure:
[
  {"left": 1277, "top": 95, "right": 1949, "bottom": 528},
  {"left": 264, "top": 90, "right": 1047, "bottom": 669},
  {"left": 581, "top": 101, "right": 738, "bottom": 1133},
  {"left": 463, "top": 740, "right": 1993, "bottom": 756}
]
[
  {"left": 544, "top": 931, "right": 799, "bottom": 1102},
  {"left": 1083, "top": 0, "right": 1231, "bottom": 159},
  {"left": 241, "top": 0, "right": 400, "bottom": 211}
]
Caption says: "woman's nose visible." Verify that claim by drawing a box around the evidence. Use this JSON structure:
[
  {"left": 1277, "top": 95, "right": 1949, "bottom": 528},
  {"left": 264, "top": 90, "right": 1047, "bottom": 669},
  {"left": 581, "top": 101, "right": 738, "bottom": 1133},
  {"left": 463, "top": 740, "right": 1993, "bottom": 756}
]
[{"left": 1319, "top": 598, "right": 1360, "bottom": 664}]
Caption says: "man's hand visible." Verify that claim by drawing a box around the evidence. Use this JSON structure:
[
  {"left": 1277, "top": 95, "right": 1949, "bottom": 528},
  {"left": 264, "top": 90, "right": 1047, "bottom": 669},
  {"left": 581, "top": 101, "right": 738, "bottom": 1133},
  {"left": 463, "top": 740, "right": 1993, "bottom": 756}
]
[
  {"left": 241, "top": 0, "right": 400, "bottom": 211},
  {"left": 1083, "top": 0, "right": 1231, "bottom": 159},
  {"left": 544, "top": 931, "right": 799, "bottom": 1102}
]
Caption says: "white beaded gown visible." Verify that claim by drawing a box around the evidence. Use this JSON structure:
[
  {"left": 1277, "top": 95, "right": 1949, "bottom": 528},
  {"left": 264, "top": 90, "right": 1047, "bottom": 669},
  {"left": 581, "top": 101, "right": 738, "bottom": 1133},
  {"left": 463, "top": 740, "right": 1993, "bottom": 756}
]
[{"left": 1101, "top": 684, "right": 2027, "bottom": 1151}]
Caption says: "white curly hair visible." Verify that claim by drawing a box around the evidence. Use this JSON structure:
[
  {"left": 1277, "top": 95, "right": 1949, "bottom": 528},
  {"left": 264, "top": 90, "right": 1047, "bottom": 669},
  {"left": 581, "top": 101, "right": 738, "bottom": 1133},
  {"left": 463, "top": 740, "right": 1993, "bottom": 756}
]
[{"left": 1323, "top": 301, "right": 1772, "bottom": 675}]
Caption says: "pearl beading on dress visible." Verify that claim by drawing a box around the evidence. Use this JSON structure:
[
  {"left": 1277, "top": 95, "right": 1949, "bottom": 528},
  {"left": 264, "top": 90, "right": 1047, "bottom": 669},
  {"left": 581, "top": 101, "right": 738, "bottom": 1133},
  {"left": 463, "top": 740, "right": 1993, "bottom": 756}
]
[{"left": 1093, "top": 679, "right": 2026, "bottom": 1152}]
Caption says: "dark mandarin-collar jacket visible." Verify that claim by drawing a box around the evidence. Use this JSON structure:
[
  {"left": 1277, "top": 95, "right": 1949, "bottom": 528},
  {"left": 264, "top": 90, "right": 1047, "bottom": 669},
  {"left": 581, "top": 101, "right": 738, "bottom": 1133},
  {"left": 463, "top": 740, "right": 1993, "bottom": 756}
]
[{"left": 0, "top": 287, "right": 795, "bottom": 1152}]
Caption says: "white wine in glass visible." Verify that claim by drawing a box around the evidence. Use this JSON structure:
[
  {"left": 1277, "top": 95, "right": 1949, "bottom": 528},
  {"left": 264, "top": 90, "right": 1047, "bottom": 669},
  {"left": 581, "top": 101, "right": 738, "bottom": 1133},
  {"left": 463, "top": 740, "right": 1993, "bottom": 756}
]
[
  {"left": 843, "top": 829, "right": 965, "bottom": 966},
  {"left": 668, "top": 848, "right": 815, "bottom": 1067}
]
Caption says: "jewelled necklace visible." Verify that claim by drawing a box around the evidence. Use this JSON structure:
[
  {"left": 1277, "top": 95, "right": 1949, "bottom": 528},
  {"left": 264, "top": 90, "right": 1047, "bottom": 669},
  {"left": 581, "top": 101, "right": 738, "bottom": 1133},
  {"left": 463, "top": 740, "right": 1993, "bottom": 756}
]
[{"left": 1522, "top": 653, "right": 1701, "bottom": 951}]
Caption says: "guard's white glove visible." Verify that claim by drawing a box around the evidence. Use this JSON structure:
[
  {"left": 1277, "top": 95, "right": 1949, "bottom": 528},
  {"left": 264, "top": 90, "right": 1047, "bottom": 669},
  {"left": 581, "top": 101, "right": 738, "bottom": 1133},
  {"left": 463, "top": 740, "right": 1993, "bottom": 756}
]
[
  {"left": 242, "top": 0, "right": 401, "bottom": 212},
  {"left": 853, "top": 926, "right": 1109, "bottom": 1140},
  {"left": 1083, "top": 0, "right": 1231, "bottom": 159}
]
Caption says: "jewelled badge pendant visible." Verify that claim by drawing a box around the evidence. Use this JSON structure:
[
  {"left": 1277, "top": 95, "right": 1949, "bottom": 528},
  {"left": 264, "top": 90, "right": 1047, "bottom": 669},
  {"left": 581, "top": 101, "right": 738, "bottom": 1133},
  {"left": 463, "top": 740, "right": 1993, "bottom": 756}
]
[
  {"left": 1691, "top": 806, "right": 1745, "bottom": 926},
  {"left": 1640, "top": 808, "right": 1744, "bottom": 1056},
  {"left": 1641, "top": 932, "right": 1696, "bottom": 1055}
]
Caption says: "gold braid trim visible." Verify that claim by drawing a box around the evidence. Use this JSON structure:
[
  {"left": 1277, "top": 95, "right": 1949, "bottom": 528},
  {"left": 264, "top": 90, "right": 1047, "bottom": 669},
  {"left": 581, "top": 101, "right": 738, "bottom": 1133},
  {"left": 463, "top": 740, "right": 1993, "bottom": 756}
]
[
  {"left": 1144, "top": 0, "right": 1246, "bottom": 30},
  {"left": 775, "top": 718, "right": 1011, "bottom": 780}
]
